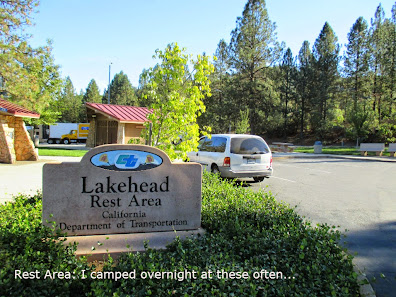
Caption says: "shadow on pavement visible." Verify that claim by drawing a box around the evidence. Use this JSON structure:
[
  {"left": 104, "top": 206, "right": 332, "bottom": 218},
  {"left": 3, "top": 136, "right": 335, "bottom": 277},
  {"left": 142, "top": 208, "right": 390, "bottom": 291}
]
[{"left": 344, "top": 221, "right": 396, "bottom": 297}]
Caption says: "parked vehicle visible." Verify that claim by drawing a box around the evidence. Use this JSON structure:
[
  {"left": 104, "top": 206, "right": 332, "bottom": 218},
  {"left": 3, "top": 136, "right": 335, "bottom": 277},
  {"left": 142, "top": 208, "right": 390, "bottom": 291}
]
[
  {"left": 187, "top": 134, "right": 273, "bottom": 182},
  {"left": 60, "top": 123, "right": 90, "bottom": 144},
  {"left": 46, "top": 123, "right": 89, "bottom": 144}
]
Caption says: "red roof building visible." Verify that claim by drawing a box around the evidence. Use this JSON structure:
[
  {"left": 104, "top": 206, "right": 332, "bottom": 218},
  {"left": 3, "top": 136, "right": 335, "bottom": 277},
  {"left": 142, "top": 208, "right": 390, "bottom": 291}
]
[
  {"left": 85, "top": 103, "right": 151, "bottom": 147},
  {"left": 0, "top": 98, "right": 40, "bottom": 164},
  {"left": 0, "top": 98, "right": 40, "bottom": 119}
]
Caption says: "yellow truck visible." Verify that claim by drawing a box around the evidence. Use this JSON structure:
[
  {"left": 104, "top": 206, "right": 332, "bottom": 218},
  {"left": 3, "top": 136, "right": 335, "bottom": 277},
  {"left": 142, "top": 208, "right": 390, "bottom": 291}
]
[{"left": 60, "top": 123, "right": 90, "bottom": 144}]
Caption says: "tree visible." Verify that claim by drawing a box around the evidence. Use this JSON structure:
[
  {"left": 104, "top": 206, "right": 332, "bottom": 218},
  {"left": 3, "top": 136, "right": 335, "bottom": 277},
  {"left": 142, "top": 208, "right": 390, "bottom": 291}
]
[
  {"left": 141, "top": 43, "right": 214, "bottom": 160},
  {"left": 343, "top": 17, "right": 372, "bottom": 140},
  {"left": 279, "top": 48, "right": 298, "bottom": 136},
  {"left": 102, "top": 71, "right": 138, "bottom": 106},
  {"left": 296, "top": 41, "right": 314, "bottom": 139},
  {"left": 344, "top": 17, "right": 371, "bottom": 110},
  {"left": 369, "top": 3, "right": 391, "bottom": 122},
  {"left": 311, "top": 22, "right": 340, "bottom": 138},
  {"left": 83, "top": 79, "right": 101, "bottom": 103},
  {"left": 58, "top": 77, "right": 83, "bottom": 123},
  {"left": 0, "top": 0, "right": 62, "bottom": 123},
  {"left": 198, "top": 39, "right": 236, "bottom": 133},
  {"left": 228, "top": 0, "right": 281, "bottom": 134}
]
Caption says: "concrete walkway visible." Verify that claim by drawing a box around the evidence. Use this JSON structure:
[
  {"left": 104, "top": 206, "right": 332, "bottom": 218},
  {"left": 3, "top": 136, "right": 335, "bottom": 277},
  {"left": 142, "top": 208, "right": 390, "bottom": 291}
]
[{"left": 0, "top": 156, "right": 82, "bottom": 204}]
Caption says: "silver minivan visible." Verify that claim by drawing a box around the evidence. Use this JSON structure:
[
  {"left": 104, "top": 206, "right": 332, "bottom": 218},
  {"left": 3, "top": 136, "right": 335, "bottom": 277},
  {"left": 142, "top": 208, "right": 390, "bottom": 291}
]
[{"left": 187, "top": 134, "right": 273, "bottom": 182}]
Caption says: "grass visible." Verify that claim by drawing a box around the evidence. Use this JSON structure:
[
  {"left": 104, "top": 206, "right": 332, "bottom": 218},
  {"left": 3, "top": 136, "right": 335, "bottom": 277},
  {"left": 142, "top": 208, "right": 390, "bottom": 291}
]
[
  {"left": 294, "top": 146, "right": 391, "bottom": 156},
  {"left": 38, "top": 148, "right": 88, "bottom": 157}
]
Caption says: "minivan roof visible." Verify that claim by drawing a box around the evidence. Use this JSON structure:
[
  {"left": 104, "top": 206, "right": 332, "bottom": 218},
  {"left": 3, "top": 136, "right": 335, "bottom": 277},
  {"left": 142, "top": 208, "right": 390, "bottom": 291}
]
[{"left": 207, "top": 134, "right": 262, "bottom": 138}]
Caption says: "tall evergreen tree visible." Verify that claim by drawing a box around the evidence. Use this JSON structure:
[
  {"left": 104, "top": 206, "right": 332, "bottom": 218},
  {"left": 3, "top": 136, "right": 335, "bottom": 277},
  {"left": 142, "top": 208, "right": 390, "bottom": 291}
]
[
  {"left": 279, "top": 48, "right": 297, "bottom": 136},
  {"left": 228, "top": 0, "right": 281, "bottom": 134},
  {"left": 344, "top": 17, "right": 371, "bottom": 111},
  {"left": 58, "top": 77, "right": 83, "bottom": 122},
  {"left": 382, "top": 4, "right": 396, "bottom": 117},
  {"left": 312, "top": 22, "right": 340, "bottom": 138},
  {"left": 102, "top": 71, "right": 137, "bottom": 105},
  {"left": 199, "top": 39, "right": 235, "bottom": 133},
  {"left": 370, "top": 4, "right": 387, "bottom": 122},
  {"left": 83, "top": 79, "right": 101, "bottom": 103},
  {"left": 296, "top": 41, "right": 314, "bottom": 139},
  {"left": 344, "top": 17, "right": 372, "bottom": 140}
]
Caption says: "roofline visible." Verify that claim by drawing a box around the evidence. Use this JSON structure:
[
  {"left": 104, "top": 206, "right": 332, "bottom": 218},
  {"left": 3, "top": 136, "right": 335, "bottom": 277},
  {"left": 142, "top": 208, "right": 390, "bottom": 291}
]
[
  {"left": 119, "top": 120, "right": 147, "bottom": 124},
  {"left": 0, "top": 110, "right": 40, "bottom": 119},
  {"left": 86, "top": 102, "right": 150, "bottom": 123}
]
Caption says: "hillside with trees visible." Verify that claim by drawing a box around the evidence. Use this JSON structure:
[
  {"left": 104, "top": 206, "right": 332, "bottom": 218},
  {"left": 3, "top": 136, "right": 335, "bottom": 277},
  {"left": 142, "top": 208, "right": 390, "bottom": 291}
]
[
  {"left": 2, "top": 0, "right": 395, "bottom": 144},
  {"left": 198, "top": 0, "right": 396, "bottom": 144}
]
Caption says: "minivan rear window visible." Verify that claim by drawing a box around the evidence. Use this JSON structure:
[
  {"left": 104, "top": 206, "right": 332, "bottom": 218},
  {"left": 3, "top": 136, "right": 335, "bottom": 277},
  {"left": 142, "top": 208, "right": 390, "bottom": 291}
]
[{"left": 230, "top": 137, "right": 270, "bottom": 154}]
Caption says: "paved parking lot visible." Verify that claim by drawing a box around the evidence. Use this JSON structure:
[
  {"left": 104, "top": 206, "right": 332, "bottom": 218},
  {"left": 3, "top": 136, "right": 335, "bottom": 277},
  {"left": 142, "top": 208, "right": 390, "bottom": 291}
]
[{"left": 249, "top": 157, "right": 396, "bottom": 297}]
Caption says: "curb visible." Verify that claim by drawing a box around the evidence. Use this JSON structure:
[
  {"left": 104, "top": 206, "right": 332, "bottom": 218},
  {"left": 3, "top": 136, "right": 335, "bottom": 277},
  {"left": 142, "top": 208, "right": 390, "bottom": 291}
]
[
  {"left": 272, "top": 153, "right": 396, "bottom": 163},
  {"left": 354, "top": 266, "right": 376, "bottom": 297}
]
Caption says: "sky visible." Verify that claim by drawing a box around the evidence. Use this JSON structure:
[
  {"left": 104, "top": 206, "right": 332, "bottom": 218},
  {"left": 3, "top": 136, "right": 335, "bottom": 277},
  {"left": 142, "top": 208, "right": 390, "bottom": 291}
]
[{"left": 27, "top": 0, "right": 396, "bottom": 93}]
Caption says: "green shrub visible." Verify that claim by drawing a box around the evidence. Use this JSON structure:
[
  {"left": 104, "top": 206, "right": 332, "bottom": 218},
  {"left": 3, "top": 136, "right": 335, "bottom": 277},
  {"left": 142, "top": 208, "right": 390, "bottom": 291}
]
[{"left": 0, "top": 193, "right": 93, "bottom": 297}]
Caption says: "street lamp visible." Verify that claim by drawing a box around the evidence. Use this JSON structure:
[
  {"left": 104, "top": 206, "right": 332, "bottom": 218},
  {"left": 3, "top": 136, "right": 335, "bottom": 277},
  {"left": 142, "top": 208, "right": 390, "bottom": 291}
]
[{"left": 108, "top": 62, "right": 112, "bottom": 104}]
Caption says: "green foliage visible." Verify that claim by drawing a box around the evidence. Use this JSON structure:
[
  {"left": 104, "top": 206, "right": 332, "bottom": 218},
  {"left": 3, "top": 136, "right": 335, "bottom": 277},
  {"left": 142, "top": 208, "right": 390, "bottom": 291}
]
[
  {"left": 57, "top": 77, "right": 84, "bottom": 123},
  {"left": 228, "top": 0, "right": 282, "bottom": 135},
  {"left": 0, "top": 0, "right": 62, "bottom": 124},
  {"left": 141, "top": 43, "right": 214, "bottom": 160},
  {"left": 311, "top": 22, "right": 340, "bottom": 139},
  {"left": 0, "top": 193, "right": 93, "bottom": 296},
  {"left": 235, "top": 109, "right": 250, "bottom": 134},
  {"left": 102, "top": 71, "right": 138, "bottom": 106},
  {"left": 83, "top": 79, "right": 102, "bottom": 104}
]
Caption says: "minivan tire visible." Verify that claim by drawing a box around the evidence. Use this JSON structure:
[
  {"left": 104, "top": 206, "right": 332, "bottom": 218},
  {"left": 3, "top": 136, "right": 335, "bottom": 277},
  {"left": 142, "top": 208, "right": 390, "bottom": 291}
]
[{"left": 211, "top": 164, "right": 220, "bottom": 175}]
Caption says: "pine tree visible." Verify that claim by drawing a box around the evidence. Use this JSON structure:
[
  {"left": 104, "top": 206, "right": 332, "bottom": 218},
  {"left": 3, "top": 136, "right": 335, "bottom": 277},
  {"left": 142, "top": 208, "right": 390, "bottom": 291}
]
[
  {"left": 199, "top": 39, "right": 235, "bottom": 133},
  {"left": 296, "top": 41, "right": 314, "bottom": 139},
  {"left": 279, "top": 48, "right": 297, "bottom": 136},
  {"left": 58, "top": 77, "right": 83, "bottom": 123},
  {"left": 228, "top": 0, "right": 281, "bottom": 134},
  {"left": 83, "top": 79, "right": 101, "bottom": 103},
  {"left": 312, "top": 22, "right": 340, "bottom": 138},
  {"left": 344, "top": 17, "right": 371, "bottom": 111},
  {"left": 370, "top": 4, "right": 387, "bottom": 122},
  {"left": 102, "top": 71, "right": 137, "bottom": 106},
  {"left": 344, "top": 17, "right": 372, "bottom": 141}
]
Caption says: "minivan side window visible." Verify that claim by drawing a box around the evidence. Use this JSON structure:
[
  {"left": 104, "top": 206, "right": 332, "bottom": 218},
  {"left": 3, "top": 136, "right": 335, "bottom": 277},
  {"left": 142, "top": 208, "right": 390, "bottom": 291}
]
[
  {"left": 198, "top": 136, "right": 227, "bottom": 152},
  {"left": 211, "top": 137, "right": 227, "bottom": 152}
]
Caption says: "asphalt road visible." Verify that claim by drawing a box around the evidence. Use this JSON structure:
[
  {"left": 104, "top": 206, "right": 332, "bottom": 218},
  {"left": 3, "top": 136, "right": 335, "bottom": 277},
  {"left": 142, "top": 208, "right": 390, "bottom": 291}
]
[{"left": 247, "top": 157, "right": 396, "bottom": 297}]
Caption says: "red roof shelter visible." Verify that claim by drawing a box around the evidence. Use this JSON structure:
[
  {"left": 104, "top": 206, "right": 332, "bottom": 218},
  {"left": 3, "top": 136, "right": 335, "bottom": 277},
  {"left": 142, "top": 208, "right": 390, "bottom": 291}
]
[
  {"left": 0, "top": 98, "right": 40, "bottom": 164},
  {"left": 85, "top": 103, "right": 151, "bottom": 147},
  {"left": 85, "top": 102, "right": 150, "bottom": 123},
  {"left": 0, "top": 98, "right": 40, "bottom": 119}
]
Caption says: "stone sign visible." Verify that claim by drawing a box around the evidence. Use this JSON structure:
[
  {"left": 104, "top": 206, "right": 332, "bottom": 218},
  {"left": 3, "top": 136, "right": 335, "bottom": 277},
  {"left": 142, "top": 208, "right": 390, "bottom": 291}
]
[{"left": 42, "top": 145, "right": 202, "bottom": 236}]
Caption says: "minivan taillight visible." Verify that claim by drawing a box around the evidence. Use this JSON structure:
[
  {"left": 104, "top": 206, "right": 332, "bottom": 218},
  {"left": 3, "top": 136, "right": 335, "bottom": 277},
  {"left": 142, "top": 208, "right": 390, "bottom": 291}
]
[
  {"left": 270, "top": 155, "right": 273, "bottom": 168},
  {"left": 223, "top": 157, "right": 231, "bottom": 167}
]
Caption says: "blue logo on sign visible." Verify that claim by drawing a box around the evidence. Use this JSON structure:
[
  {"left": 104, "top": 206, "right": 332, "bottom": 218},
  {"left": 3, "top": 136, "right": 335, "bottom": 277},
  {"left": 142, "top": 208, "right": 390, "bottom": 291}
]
[
  {"left": 91, "top": 150, "right": 163, "bottom": 171},
  {"left": 115, "top": 154, "right": 139, "bottom": 169}
]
